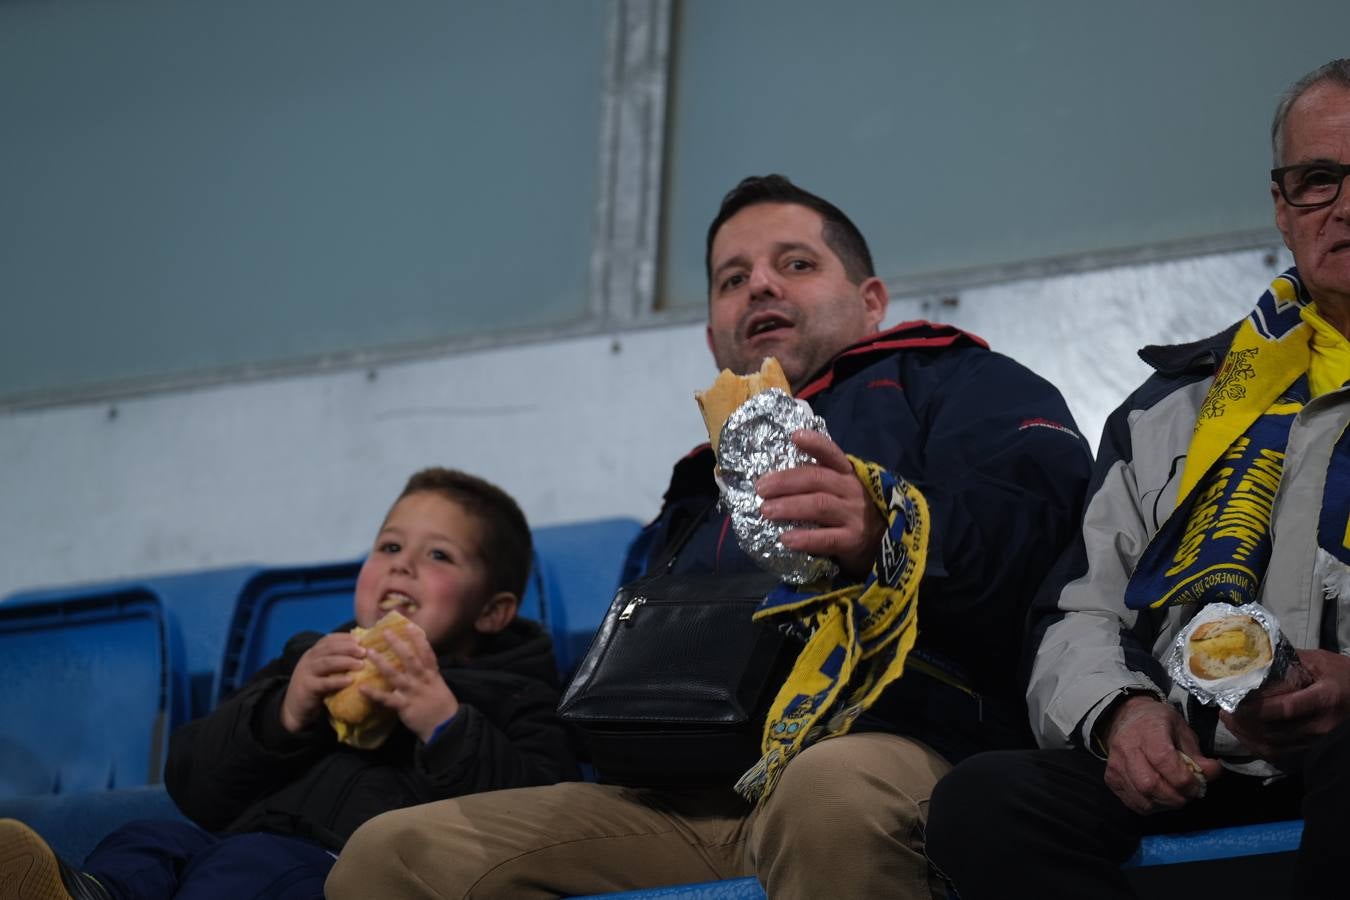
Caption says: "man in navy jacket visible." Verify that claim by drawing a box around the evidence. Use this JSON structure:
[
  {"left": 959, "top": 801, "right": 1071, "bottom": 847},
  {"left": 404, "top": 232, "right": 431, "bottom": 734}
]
[{"left": 328, "top": 174, "right": 1093, "bottom": 900}]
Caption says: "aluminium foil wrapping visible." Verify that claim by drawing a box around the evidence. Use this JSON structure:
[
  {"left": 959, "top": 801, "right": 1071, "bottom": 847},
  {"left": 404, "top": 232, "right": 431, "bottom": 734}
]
[{"left": 714, "top": 389, "right": 839, "bottom": 585}]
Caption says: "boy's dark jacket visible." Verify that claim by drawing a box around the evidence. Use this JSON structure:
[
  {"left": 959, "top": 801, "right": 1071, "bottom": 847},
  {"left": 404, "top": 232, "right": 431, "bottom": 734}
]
[{"left": 165, "top": 617, "right": 578, "bottom": 850}]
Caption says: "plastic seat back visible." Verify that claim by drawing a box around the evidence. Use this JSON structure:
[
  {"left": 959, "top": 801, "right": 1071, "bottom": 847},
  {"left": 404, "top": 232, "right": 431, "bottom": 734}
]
[
  {"left": 0, "top": 587, "right": 185, "bottom": 797},
  {"left": 529, "top": 517, "right": 644, "bottom": 677},
  {"left": 214, "top": 560, "right": 363, "bottom": 702}
]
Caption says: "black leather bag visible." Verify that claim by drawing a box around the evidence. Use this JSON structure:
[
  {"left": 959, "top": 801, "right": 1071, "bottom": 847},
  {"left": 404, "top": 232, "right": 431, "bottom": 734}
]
[{"left": 558, "top": 569, "right": 799, "bottom": 787}]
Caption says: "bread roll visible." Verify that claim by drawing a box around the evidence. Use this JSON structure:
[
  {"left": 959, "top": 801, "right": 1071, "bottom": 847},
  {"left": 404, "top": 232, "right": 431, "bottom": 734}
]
[
  {"left": 1186, "top": 614, "right": 1273, "bottom": 680},
  {"left": 695, "top": 356, "right": 792, "bottom": 454},
  {"left": 325, "top": 610, "right": 419, "bottom": 749}
]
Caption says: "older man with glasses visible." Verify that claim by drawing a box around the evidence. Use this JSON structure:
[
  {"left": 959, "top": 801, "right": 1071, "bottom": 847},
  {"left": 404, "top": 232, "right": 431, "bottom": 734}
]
[{"left": 925, "top": 57, "right": 1350, "bottom": 900}]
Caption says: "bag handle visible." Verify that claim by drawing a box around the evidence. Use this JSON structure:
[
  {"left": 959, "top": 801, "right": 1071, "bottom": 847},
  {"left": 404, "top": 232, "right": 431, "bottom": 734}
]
[{"left": 648, "top": 498, "right": 722, "bottom": 574}]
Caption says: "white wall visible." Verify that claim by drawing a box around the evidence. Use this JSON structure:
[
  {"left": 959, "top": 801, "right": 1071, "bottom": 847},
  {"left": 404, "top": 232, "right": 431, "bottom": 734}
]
[{"left": 0, "top": 246, "right": 1289, "bottom": 598}]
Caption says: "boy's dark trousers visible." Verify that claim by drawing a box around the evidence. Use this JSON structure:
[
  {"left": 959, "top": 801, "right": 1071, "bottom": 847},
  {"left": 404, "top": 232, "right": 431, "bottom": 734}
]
[{"left": 82, "top": 819, "right": 335, "bottom": 900}]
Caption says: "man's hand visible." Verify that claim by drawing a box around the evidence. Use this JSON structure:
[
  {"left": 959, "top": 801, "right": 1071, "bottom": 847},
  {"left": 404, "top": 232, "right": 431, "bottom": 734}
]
[
  {"left": 1220, "top": 648, "right": 1350, "bottom": 763},
  {"left": 756, "top": 429, "right": 885, "bottom": 580},
  {"left": 362, "top": 628, "right": 460, "bottom": 743},
  {"left": 1101, "top": 695, "right": 1222, "bottom": 815},
  {"left": 281, "top": 632, "right": 366, "bottom": 734}
]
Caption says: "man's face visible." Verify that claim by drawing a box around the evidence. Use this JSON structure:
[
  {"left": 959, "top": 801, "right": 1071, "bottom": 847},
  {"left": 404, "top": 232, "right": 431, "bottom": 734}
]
[
  {"left": 1273, "top": 82, "right": 1350, "bottom": 310},
  {"left": 706, "top": 202, "right": 887, "bottom": 388},
  {"left": 353, "top": 491, "right": 496, "bottom": 655}
]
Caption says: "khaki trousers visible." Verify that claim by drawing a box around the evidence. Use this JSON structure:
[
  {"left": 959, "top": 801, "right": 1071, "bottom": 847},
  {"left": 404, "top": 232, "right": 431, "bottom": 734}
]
[{"left": 326, "top": 732, "right": 951, "bottom": 899}]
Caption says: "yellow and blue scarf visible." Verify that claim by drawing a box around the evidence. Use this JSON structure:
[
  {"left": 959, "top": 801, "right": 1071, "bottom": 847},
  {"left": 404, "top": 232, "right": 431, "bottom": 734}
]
[
  {"left": 735, "top": 459, "right": 928, "bottom": 802},
  {"left": 1126, "top": 268, "right": 1350, "bottom": 611}
]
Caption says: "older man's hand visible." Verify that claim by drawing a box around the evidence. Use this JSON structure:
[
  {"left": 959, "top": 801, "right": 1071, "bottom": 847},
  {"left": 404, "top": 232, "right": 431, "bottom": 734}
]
[
  {"left": 1220, "top": 648, "right": 1350, "bottom": 763},
  {"left": 755, "top": 429, "right": 885, "bottom": 580},
  {"left": 1101, "top": 696, "right": 1222, "bottom": 815}
]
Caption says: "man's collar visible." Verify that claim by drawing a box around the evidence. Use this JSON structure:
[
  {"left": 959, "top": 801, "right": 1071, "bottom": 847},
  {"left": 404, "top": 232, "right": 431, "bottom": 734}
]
[
  {"left": 1137, "top": 321, "right": 1243, "bottom": 377},
  {"left": 795, "top": 320, "right": 988, "bottom": 400},
  {"left": 664, "top": 320, "right": 989, "bottom": 506}
]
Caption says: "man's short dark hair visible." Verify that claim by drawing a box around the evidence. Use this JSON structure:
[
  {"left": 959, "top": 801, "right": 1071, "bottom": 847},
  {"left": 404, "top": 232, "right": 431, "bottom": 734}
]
[
  {"left": 398, "top": 467, "right": 532, "bottom": 599},
  {"left": 1271, "top": 58, "right": 1350, "bottom": 167},
  {"left": 704, "top": 174, "right": 876, "bottom": 292}
]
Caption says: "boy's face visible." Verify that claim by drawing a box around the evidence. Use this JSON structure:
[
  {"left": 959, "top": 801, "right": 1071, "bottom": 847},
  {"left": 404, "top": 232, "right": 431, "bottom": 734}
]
[{"left": 353, "top": 491, "right": 497, "bottom": 653}]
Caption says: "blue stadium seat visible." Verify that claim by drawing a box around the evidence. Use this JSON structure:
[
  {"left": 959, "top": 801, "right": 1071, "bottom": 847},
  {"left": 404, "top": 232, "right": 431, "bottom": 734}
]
[
  {"left": 519, "top": 550, "right": 550, "bottom": 630},
  {"left": 0, "top": 785, "right": 187, "bottom": 864},
  {"left": 572, "top": 878, "right": 764, "bottom": 899},
  {"left": 214, "top": 560, "right": 364, "bottom": 702},
  {"left": 139, "top": 566, "right": 266, "bottom": 717},
  {"left": 5, "top": 565, "right": 267, "bottom": 722},
  {"left": 1128, "top": 818, "right": 1303, "bottom": 866},
  {"left": 528, "top": 517, "right": 644, "bottom": 676},
  {"left": 0, "top": 587, "right": 187, "bottom": 797},
  {"left": 1122, "top": 819, "right": 1303, "bottom": 894}
]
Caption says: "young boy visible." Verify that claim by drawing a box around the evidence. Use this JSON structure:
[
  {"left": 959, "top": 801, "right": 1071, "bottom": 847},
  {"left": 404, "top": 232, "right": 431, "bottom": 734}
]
[{"left": 0, "top": 467, "right": 578, "bottom": 900}]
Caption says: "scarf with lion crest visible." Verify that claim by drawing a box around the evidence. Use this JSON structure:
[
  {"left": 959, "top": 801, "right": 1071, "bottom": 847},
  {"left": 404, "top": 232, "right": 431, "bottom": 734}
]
[
  {"left": 1125, "top": 268, "right": 1350, "bottom": 612},
  {"left": 734, "top": 457, "right": 928, "bottom": 802}
]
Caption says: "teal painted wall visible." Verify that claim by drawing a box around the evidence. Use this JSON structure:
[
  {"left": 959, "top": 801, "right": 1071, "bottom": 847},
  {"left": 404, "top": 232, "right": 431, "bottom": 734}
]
[
  {"left": 1, "top": 0, "right": 607, "bottom": 399},
  {"left": 5, "top": 0, "right": 1348, "bottom": 396},
  {"left": 661, "top": 0, "right": 1350, "bottom": 308}
]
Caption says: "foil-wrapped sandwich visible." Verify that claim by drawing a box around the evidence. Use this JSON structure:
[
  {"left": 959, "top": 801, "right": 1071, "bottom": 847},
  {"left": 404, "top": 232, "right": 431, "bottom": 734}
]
[
  {"left": 695, "top": 357, "right": 838, "bottom": 585},
  {"left": 1166, "top": 602, "right": 1306, "bottom": 713}
]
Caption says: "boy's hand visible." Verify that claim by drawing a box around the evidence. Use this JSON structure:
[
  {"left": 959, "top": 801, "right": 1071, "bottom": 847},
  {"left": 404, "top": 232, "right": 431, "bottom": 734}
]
[
  {"left": 362, "top": 628, "right": 460, "bottom": 743},
  {"left": 281, "top": 633, "right": 366, "bottom": 734}
]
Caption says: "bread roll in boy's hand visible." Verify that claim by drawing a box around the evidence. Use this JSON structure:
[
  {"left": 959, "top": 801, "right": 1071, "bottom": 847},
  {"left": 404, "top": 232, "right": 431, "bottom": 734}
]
[
  {"left": 694, "top": 356, "right": 792, "bottom": 456},
  {"left": 325, "top": 610, "right": 420, "bottom": 749}
]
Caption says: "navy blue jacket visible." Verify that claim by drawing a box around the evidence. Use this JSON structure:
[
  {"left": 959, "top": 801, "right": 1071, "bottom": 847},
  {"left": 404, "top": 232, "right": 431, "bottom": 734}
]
[{"left": 627, "top": 322, "right": 1093, "bottom": 763}]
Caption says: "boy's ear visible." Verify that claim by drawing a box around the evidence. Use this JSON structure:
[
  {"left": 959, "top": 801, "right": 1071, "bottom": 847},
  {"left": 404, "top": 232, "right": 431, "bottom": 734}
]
[{"left": 474, "top": 591, "right": 519, "bottom": 635}]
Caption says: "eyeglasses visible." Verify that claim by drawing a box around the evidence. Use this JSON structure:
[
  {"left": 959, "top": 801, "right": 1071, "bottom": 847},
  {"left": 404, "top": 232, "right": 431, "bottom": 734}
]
[{"left": 1270, "top": 162, "right": 1350, "bottom": 208}]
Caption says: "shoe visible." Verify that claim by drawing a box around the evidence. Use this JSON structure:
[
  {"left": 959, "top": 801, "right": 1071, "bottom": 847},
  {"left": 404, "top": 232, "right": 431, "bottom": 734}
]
[{"left": 0, "top": 819, "right": 112, "bottom": 900}]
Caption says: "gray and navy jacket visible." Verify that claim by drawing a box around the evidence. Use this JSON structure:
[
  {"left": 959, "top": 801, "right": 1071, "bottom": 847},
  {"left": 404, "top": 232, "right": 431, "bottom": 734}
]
[
  {"left": 627, "top": 321, "right": 1094, "bottom": 764},
  {"left": 1028, "top": 321, "right": 1350, "bottom": 762}
]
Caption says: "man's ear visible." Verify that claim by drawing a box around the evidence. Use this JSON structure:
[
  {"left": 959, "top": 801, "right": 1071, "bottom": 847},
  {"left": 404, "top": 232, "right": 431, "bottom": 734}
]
[
  {"left": 1272, "top": 184, "right": 1295, "bottom": 253},
  {"left": 706, "top": 323, "right": 716, "bottom": 357},
  {"left": 859, "top": 276, "right": 889, "bottom": 330},
  {"left": 475, "top": 591, "right": 519, "bottom": 635}
]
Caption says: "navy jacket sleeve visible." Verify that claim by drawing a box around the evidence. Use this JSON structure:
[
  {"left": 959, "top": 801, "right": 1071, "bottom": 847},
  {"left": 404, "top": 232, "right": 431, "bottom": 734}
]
[{"left": 889, "top": 346, "right": 1093, "bottom": 690}]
